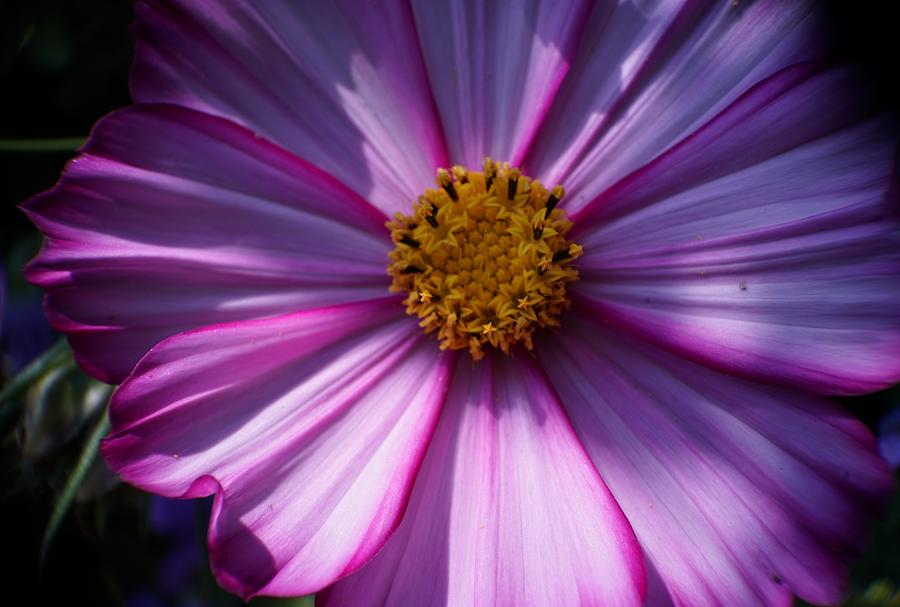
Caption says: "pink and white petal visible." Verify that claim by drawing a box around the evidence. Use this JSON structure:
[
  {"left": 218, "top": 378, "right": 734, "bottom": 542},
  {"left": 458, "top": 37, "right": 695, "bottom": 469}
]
[
  {"left": 102, "top": 299, "right": 455, "bottom": 599},
  {"left": 410, "top": 0, "right": 592, "bottom": 168},
  {"left": 23, "top": 104, "right": 392, "bottom": 383},
  {"left": 572, "top": 67, "right": 900, "bottom": 395},
  {"left": 540, "top": 316, "right": 893, "bottom": 607},
  {"left": 323, "top": 352, "right": 645, "bottom": 607},
  {"left": 132, "top": 0, "right": 447, "bottom": 215},
  {"left": 526, "top": 0, "right": 823, "bottom": 213}
]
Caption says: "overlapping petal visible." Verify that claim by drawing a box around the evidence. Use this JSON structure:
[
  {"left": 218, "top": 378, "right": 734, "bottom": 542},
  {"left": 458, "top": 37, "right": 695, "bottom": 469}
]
[
  {"left": 23, "top": 104, "right": 391, "bottom": 382},
  {"left": 410, "top": 0, "right": 592, "bottom": 168},
  {"left": 131, "top": 0, "right": 447, "bottom": 215},
  {"left": 526, "top": 0, "right": 823, "bottom": 213},
  {"left": 540, "top": 315, "right": 893, "bottom": 607},
  {"left": 102, "top": 299, "right": 455, "bottom": 599},
  {"left": 572, "top": 66, "right": 900, "bottom": 394},
  {"left": 323, "top": 353, "right": 645, "bottom": 607}
]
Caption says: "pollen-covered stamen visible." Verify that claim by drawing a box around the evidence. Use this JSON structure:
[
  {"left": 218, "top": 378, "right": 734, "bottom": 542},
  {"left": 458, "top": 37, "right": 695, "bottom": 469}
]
[
  {"left": 437, "top": 168, "right": 459, "bottom": 202},
  {"left": 398, "top": 234, "right": 420, "bottom": 248},
  {"left": 418, "top": 202, "right": 440, "bottom": 229},
  {"left": 483, "top": 157, "right": 497, "bottom": 191},
  {"left": 387, "top": 159, "right": 581, "bottom": 361},
  {"left": 546, "top": 185, "right": 564, "bottom": 214},
  {"left": 506, "top": 166, "right": 521, "bottom": 200}
]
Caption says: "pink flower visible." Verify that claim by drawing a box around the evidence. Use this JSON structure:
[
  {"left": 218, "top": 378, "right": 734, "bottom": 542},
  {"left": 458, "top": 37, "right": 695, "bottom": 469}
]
[{"left": 22, "top": 1, "right": 900, "bottom": 605}]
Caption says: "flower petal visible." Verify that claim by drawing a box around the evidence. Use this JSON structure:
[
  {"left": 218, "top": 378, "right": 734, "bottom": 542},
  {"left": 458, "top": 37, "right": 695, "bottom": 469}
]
[
  {"left": 540, "top": 315, "right": 893, "bottom": 607},
  {"left": 23, "top": 104, "right": 392, "bottom": 383},
  {"left": 102, "top": 299, "right": 454, "bottom": 599},
  {"left": 572, "top": 66, "right": 900, "bottom": 394},
  {"left": 526, "top": 0, "right": 823, "bottom": 213},
  {"left": 323, "top": 352, "right": 645, "bottom": 607},
  {"left": 131, "top": 0, "right": 447, "bottom": 215},
  {"left": 410, "top": 0, "right": 592, "bottom": 168}
]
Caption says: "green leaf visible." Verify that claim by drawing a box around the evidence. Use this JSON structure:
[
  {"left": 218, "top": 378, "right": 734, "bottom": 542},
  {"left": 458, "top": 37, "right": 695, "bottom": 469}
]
[
  {"left": 843, "top": 580, "right": 900, "bottom": 607},
  {"left": 0, "top": 339, "right": 72, "bottom": 427},
  {"left": 40, "top": 403, "right": 110, "bottom": 564},
  {"left": 249, "top": 595, "right": 315, "bottom": 606},
  {"left": 22, "top": 366, "right": 110, "bottom": 460}
]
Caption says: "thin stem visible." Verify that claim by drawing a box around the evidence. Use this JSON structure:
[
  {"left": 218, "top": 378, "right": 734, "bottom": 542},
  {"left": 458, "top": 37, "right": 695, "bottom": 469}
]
[
  {"left": 40, "top": 398, "right": 112, "bottom": 564},
  {"left": 0, "top": 137, "right": 86, "bottom": 152},
  {"left": 0, "top": 339, "right": 72, "bottom": 427}
]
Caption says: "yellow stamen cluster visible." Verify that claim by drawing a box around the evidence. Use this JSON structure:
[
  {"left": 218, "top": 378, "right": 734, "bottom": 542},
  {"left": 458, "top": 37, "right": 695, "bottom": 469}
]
[{"left": 387, "top": 158, "right": 582, "bottom": 360}]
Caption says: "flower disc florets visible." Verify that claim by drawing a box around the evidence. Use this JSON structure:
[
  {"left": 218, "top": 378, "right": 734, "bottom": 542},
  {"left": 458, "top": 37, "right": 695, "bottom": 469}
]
[{"left": 387, "top": 158, "right": 582, "bottom": 360}]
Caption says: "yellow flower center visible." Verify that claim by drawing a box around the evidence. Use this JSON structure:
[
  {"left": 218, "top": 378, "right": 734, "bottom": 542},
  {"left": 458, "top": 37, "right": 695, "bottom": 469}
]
[{"left": 387, "top": 158, "right": 581, "bottom": 361}]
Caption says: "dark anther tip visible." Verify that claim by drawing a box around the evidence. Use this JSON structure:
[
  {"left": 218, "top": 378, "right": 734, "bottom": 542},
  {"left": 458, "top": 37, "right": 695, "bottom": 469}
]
[
  {"left": 443, "top": 183, "right": 459, "bottom": 202},
  {"left": 546, "top": 195, "right": 559, "bottom": 213},
  {"left": 400, "top": 235, "right": 421, "bottom": 248},
  {"left": 552, "top": 249, "right": 572, "bottom": 262}
]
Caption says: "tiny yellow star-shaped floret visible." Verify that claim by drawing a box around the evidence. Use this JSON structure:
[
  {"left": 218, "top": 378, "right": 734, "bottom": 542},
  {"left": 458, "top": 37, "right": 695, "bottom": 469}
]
[{"left": 386, "top": 159, "right": 580, "bottom": 361}]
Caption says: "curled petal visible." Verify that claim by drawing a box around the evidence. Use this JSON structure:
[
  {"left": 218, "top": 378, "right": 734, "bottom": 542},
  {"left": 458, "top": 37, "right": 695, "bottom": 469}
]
[
  {"left": 103, "top": 299, "right": 455, "bottom": 598},
  {"left": 23, "top": 104, "right": 390, "bottom": 382}
]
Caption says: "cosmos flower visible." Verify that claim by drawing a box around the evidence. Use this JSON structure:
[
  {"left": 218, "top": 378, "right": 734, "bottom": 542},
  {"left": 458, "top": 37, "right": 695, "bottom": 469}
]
[{"left": 22, "top": 1, "right": 900, "bottom": 605}]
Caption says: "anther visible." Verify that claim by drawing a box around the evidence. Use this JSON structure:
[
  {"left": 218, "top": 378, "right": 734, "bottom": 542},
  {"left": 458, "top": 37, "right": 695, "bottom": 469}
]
[
  {"left": 451, "top": 165, "right": 468, "bottom": 183},
  {"left": 552, "top": 249, "right": 572, "bottom": 262},
  {"left": 399, "top": 234, "right": 420, "bottom": 248},
  {"left": 483, "top": 157, "right": 497, "bottom": 192},
  {"left": 507, "top": 168, "right": 521, "bottom": 201},
  {"left": 533, "top": 221, "right": 544, "bottom": 240},
  {"left": 420, "top": 204, "right": 439, "bottom": 228},
  {"left": 546, "top": 185, "right": 564, "bottom": 213},
  {"left": 437, "top": 168, "right": 459, "bottom": 202}
]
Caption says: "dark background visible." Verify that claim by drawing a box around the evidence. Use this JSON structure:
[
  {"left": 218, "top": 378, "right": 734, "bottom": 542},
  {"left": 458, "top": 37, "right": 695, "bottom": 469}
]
[{"left": 1, "top": 1, "right": 898, "bottom": 605}]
